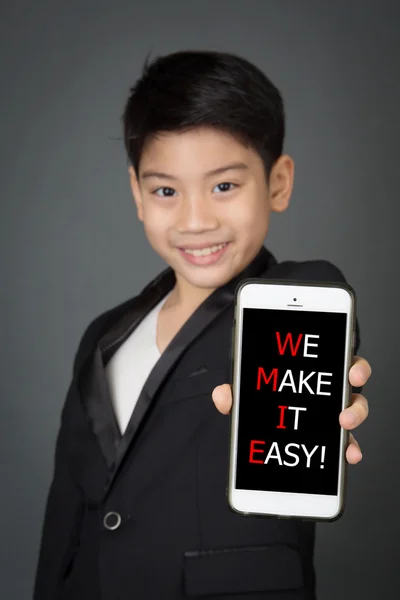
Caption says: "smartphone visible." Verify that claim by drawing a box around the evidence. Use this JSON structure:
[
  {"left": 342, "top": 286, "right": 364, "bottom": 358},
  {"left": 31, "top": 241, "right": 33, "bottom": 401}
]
[{"left": 228, "top": 278, "right": 356, "bottom": 521}]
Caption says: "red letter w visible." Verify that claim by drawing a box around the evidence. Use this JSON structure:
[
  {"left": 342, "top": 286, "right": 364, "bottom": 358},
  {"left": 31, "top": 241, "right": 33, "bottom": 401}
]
[{"left": 276, "top": 332, "right": 303, "bottom": 356}]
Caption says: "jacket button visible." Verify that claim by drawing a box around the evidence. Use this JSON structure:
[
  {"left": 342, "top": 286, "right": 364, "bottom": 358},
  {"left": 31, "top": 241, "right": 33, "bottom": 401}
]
[{"left": 103, "top": 511, "right": 122, "bottom": 531}]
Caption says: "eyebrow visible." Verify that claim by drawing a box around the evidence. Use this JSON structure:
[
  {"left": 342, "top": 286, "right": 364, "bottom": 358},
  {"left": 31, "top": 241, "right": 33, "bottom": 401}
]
[{"left": 140, "top": 162, "right": 249, "bottom": 181}]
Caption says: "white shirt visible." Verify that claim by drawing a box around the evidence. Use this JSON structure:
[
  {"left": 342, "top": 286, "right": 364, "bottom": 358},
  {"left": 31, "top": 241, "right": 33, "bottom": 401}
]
[{"left": 105, "top": 293, "right": 170, "bottom": 435}]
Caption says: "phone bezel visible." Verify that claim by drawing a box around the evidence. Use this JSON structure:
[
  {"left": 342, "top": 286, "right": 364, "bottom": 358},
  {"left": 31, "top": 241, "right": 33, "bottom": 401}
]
[{"left": 228, "top": 278, "right": 356, "bottom": 521}]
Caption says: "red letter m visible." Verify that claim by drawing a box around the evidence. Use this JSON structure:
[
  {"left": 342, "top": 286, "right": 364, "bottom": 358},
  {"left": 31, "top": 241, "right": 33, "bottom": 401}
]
[{"left": 257, "top": 368, "right": 278, "bottom": 391}]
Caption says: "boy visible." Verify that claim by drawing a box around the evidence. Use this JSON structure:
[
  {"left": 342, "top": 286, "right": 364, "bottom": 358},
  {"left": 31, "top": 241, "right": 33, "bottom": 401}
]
[{"left": 34, "top": 50, "right": 371, "bottom": 600}]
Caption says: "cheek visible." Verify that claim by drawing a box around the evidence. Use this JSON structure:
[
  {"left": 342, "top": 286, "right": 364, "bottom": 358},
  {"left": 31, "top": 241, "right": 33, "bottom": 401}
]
[
  {"left": 142, "top": 206, "right": 172, "bottom": 244},
  {"left": 226, "top": 195, "right": 270, "bottom": 230}
]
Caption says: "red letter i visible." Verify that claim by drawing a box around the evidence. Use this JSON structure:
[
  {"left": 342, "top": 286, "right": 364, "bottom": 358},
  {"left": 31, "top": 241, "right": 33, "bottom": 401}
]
[{"left": 277, "top": 406, "right": 288, "bottom": 429}]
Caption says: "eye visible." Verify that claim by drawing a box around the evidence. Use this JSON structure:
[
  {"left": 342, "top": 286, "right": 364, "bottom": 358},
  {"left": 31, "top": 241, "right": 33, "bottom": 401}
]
[
  {"left": 213, "top": 182, "right": 236, "bottom": 193},
  {"left": 153, "top": 187, "right": 177, "bottom": 197}
]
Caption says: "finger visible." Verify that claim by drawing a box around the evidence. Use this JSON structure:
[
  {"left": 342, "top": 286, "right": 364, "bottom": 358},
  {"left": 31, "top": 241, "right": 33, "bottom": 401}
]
[
  {"left": 212, "top": 384, "right": 232, "bottom": 415},
  {"left": 346, "top": 433, "right": 363, "bottom": 464},
  {"left": 349, "top": 356, "right": 372, "bottom": 388},
  {"left": 339, "top": 393, "right": 369, "bottom": 430}
]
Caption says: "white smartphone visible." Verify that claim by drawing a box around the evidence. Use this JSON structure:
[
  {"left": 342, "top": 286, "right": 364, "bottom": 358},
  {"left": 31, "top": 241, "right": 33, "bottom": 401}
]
[{"left": 228, "top": 278, "right": 357, "bottom": 521}]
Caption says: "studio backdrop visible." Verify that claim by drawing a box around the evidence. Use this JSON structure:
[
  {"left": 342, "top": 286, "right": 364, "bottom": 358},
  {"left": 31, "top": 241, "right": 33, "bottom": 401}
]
[{"left": 1, "top": 1, "right": 398, "bottom": 599}]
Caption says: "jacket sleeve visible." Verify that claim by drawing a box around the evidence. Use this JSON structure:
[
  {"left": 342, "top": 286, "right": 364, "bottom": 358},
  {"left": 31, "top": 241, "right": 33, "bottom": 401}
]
[
  {"left": 33, "top": 315, "right": 105, "bottom": 599},
  {"left": 33, "top": 380, "right": 83, "bottom": 599}
]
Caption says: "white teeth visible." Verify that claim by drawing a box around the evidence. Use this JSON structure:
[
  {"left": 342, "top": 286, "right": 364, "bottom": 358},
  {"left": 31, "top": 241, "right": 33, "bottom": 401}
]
[{"left": 183, "top": 243, "right": 226, "bottom": 257}]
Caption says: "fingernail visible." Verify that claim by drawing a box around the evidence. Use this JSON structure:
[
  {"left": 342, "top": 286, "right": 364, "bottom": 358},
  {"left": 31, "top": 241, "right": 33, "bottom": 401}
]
[
  {"left": 352, "top": 366, "right": 364, "bottom": 381},
  {"left": 347, "top": 411, "right": 358, "bottom": 427}
]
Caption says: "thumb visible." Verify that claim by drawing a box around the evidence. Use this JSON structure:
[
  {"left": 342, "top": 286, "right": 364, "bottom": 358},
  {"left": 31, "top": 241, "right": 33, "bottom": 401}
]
[{"left": 212, "top": 384, "right": 232, "bottom": 415}]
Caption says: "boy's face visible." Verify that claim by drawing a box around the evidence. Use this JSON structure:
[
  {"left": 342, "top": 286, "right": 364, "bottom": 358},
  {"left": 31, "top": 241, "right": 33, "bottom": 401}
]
[{"left": 129, "top": 127, "right": 293, "bottom": 298}]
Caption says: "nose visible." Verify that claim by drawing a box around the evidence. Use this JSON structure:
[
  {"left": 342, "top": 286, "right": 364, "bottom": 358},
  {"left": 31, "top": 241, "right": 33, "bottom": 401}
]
[{"left": 176, "top": 194, "right": 219, "bottom": 233}]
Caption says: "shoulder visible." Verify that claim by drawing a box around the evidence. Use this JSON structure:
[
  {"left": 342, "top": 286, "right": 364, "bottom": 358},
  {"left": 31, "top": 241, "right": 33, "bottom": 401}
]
[
  {"left": 272, "top": 258, "right": 349, "bottom": 284},
  {"left": 71, "top": 266, "right": 172, "bottom": 373},
  {"left": 72, "top": 294, "right": 137, "bottom": 374},
  {"left": 273, "top": 258, "right": 361, "bottom": 354}
]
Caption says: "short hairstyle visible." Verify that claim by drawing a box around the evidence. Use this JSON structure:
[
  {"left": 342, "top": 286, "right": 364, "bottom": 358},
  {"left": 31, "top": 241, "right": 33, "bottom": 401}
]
[{"left": 122, "top": 50, "right": 285, "bottom": 179}]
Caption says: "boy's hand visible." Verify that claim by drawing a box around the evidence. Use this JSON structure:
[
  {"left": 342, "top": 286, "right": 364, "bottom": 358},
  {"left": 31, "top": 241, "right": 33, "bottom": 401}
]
[{"left": 211, "top": 356, "right": 371, "bottom": 465}]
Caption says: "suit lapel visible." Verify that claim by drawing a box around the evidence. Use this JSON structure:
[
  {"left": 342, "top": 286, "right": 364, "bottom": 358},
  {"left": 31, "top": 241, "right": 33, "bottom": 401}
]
[
  {"left": 81, "top": 246, "right": 278, "bottom": 487},
  {"left": 78, "top": 267, "right": 175, "bottom": 468}
]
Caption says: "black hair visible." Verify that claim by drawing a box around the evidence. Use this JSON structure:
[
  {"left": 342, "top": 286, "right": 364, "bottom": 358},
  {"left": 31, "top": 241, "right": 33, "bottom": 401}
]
[{"left": 122, "top": 50, "right": 285, "bottom": 179}]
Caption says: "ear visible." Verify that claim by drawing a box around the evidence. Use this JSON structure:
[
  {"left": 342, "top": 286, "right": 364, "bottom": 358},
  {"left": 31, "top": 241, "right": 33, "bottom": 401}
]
[
  {"left": 128, "top": 166, "right": 144, "bottom": 221},
  {"left": 268, "top": 154, "right": 295, "bottom": 213}
]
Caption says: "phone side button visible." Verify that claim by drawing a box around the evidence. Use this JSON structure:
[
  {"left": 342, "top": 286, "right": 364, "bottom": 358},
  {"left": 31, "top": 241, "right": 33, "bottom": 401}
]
[{"left": 230, "top": 324, "right": 236, "bottom": 382}]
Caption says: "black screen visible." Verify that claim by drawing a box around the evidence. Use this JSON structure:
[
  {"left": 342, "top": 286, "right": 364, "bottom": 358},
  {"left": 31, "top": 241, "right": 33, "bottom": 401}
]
[{"left": 235, "top": 308, "right": 347, "bottom": 496}]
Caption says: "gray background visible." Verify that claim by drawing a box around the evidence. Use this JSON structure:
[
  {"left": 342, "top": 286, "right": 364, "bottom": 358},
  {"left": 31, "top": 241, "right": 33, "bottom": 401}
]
[{"left": 1, "top": 1, "right": 398, "bottom": 598}]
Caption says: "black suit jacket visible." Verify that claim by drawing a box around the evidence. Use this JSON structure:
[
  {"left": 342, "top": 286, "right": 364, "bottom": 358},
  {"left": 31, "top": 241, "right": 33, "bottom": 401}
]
[{"left": 33, "top": 246, "right": 361, "bottom": 600}]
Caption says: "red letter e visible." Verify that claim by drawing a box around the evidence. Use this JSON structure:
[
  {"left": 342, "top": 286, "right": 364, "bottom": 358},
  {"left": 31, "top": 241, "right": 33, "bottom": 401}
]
[{"left": 249, "top": 440, "right": 265, "bottom": 464}]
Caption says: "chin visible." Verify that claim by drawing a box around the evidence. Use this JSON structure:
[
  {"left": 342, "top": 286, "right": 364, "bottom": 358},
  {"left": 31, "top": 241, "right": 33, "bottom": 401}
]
[{"left": 179, "top": 266, "right": 238, "bottom": 291}]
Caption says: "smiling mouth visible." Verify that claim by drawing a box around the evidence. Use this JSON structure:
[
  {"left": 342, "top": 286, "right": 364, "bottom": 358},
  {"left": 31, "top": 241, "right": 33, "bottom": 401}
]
[{"left": 180, "top": 242, "right": 228, "bottom": 257}]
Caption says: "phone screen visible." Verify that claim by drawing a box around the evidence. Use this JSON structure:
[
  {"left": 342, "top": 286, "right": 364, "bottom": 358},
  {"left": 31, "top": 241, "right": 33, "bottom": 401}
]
[{"left": 235, "top": 308, "right": 348, "bottom": 496}]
